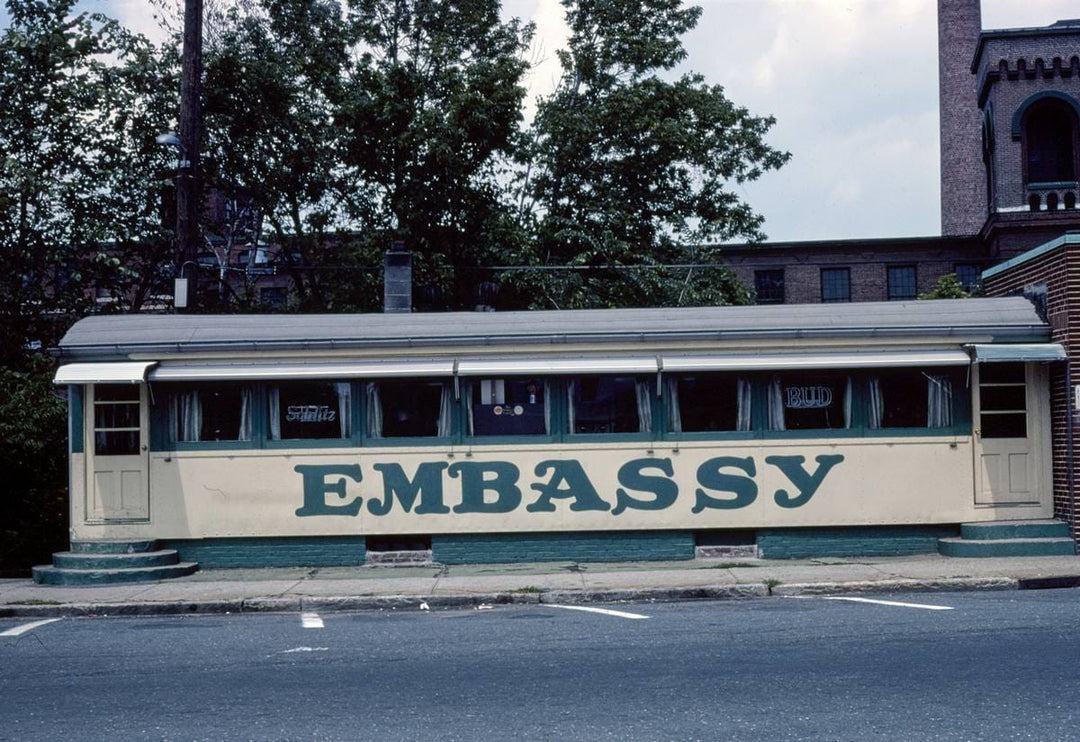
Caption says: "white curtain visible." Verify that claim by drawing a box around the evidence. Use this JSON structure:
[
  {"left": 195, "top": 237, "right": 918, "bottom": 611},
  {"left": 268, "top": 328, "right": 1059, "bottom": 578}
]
[
  {"left": 437, "top": 383, "right": 452, "bottom": 438},
  {"left": 366, "top": 383, "right": 383, "bottom": 439},
  {"left": 767, "top": 377, "right": 786, "bottom": 431},
  {"left": 466, "top": 382, "right": 476, "bottom": 436},
  {"left": 172, "top": 390, "right": 201, "bottom": 442},
  {"left": 736, "top": 377, "right": 752, "bottom": 432},
  {"left": 543, "top": 380, "right": 551, "bottom": 434},
  {"left": 335, "top": 382, "right": 351, "bottom": 438},
  {"left": 927, "top": 375, "right": 954, "bottom": 428},
  {"left": 843, "top": 376, "right": 852, "bottom": 429},
  {"left": 635, "top": 379, "right": 652, "bottom": 433},
  {"left": 567, "top": 379, "right": 576, "bottom": 433},
  {"left": 665, "top": 377, "right": 682, "bottom": 433},
  {"left": 867, "top": 376, "right": 884, "bottom": 429},
  {"left": 268, "top": 386, "right": 281, "bottom": 440},
  {"left": 238, "top": 387, "right": 253, "bottom": 440}
]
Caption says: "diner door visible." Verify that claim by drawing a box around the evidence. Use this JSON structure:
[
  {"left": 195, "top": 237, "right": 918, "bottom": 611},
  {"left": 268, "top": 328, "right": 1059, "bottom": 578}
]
[
  {"left": 973, "top": 362, "right": 1045, "bottom": 505},
  {"left": 87, "top": 383, "right": 150, "bottom": 521}
]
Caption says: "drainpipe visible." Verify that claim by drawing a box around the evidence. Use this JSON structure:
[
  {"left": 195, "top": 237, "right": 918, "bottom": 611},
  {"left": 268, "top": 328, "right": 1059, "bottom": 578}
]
[{"left": 1067, "top": 359, "right": 1077, "bottom": 551}]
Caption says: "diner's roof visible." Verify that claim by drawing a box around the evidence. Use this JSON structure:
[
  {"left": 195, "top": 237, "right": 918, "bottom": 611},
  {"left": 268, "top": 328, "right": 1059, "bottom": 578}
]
[{"left": 56, "top": 297, "right": 1050, "bottom": 360}]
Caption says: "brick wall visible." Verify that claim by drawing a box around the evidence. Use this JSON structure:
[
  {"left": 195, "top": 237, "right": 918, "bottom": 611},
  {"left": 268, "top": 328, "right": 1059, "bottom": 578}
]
[
  {"left": 982, "top": 240, "right": 1078, "bottom": 536},
  {"left": 757, "top": 526, "right": 958, "bottom": 559},
  {"left": 164, "top": 536, "right": 367, "bottom": 568},
  {"left": 939, "top": 0, "right": 986, "bottom": 236}
]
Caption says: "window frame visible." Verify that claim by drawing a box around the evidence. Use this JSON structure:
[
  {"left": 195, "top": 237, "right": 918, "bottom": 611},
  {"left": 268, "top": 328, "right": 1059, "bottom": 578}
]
[
  {"left": 886, "top": 265, "right": 918, "bottom": 301},
  {"left": 820, "top": 267, "right": 851, "bottom": 303}
]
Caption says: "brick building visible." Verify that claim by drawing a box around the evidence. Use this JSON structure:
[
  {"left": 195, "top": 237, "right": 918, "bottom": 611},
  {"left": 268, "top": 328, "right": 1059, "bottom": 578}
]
[{"left": 725, "top": 2, "right": 1080, "bottom": 306}]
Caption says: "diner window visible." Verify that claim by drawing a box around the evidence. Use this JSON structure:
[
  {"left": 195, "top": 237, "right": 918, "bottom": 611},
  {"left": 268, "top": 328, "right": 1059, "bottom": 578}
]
[
  {"left": 268, "top": 381, "right": 351, "bottom": 440},
  {"left": 979, "top": 363, "right": 1027, "bottom": 438},
  {"left": 768, "top": 372, "right": 851, "bottom": 431},
  {"left": 821, "top": 268, "right": 851, "bottom": 303},
  {"left": 754, "top": 270, "right": 785, "bottom": 305},
  {"left": 887, "top": 265, "right": 917, "bottom": 301},
  {"left": 169, "top": 384, "right": 253, "bottom": 442},
  {"left": 469, "top": 377, "right": 549, "bottom": 436},
  {"left": 867, "top": 369, "right": 957, "bottom": 429},
  {"left": 666, "top": 374, "right": 751, "bottom": 433},
  {"left": 568, "top": 376, "right": 652, "bottom": 434},
  {"left": 94, "top": 384, "right": 141, "bottom": 455},
  {"left": 367, "top": 379, "right": 451, "bottom": 438}
]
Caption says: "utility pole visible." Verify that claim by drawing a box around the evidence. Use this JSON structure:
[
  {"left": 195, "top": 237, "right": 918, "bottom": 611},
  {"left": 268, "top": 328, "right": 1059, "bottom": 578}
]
[{"left": 177, "top": 0, "right": 203, "bottom": 308}]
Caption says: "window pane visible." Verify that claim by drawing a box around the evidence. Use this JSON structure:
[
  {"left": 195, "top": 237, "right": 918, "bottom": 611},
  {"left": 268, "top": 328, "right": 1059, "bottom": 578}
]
[
  {"left": 979, "top": 363, "right": 1025, "bottom": 384},
  {"left": 876, "top": 371, "right": 928, "bottom": 427},
  {"left": 821, "top": 268, "right": 850, "bottom": 303},
  {"left": 754, "top": 270, "right": 785, "bottom": 305},
  {"left": 779, "top": 373, "right": 849, "bottom": 430},
  {"left": 980, "top": 385, "right": 1027, "bottom": 411},
  {"left": 95, "top": 430, "right": 139, "bottom": 456},
  {"left": 471, "top": 378, "right": 547, "bottom": 436},
  {"left": 954, "top": 264, "right": 981, "bottom": 293},
  {"left": 94, "top": 401, "right": 139, "bottom": 429},
  {"left": 570, "top": 376, "right": 644, "bottom": 434},
  {"left": 377, "top": 379, "right": 447, "bottom": 438},
  {"left": 887, "top": 266, "right": 917, "bottom": 300},
  {"left": 168, "top": 384, "right": 252, "bottom": 442},
  {"left": 271, "top": 382, "right": 350, "bottom": 440},
  {"left": 982, "top": 413, "right": 1027, "bottom": 438},
  {"left": 674, "top": 374, "right": 739, "bottom": 432},
  {"left": 95, "top": 384, "right": 140, "bottom": 402}
]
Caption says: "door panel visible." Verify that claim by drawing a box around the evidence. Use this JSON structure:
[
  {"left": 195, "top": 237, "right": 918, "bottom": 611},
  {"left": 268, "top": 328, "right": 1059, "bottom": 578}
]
[{"left": 973, "top": 363, "right": 1042, "bottom": 505}]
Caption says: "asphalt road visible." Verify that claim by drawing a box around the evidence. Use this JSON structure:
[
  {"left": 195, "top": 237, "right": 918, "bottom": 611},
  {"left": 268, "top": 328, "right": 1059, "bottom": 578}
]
[{"left": 2, "top": 590, "right": 1079, "bottom": 741}]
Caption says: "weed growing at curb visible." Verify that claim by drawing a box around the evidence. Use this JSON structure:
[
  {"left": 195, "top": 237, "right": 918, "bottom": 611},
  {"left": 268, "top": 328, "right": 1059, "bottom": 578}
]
[
  {"left": 6, "top": 599, "right": 61, "bottom": 606},
  {"left": 762, "top": 578, "right": 782, "bottom": 589},
  {"left": 708, "top": 562, "right": 760, "bottom": 569},
  {"left": 511, "top": 586, "right": 543, "bottom": 594}
]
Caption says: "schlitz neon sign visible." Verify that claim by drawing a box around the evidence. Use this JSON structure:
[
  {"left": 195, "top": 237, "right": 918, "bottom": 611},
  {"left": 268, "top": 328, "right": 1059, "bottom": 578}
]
[{"left": 294, "top": 455, "right": 845, "bottom": 518}]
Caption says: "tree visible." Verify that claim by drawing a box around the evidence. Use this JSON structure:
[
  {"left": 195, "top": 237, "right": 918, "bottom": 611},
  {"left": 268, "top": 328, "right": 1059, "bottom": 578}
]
[
  {"left": 919, "top": 274, "right": 972, "bottom": 300},
  {"left": 0, "top": 0, "right": 179, "bottom": 363},
  {"left": 516, "top": 0, "right": 788, "bottom": 309},
  {"left": 337, "top": 0, "right": 533, "bottom": 309}
]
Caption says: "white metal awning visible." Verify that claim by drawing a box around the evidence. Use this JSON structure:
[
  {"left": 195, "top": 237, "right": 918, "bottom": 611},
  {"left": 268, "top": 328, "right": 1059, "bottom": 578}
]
[
  {"left": 967, "top": 343, "right": 1067, "bottom": 363},
  {"left": 54, "top": 361, "right": 157, "bottom": 385},
  {"left": 149, "top": 359, "right": 455, "bottom": 381},
  {"left": 457, "top": 357, "right": 659, "bottom": 376},
  {"left": 660, "top": 350, "right": 972, "bottom": 372}
]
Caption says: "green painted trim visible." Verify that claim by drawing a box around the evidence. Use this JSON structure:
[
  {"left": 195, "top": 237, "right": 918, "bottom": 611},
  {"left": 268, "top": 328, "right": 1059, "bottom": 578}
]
[
  {"left": 758, "top": 525, "right": 958, "bottom": 559},
  {"left": 433, "top": 530, "right": 695, "bottom": 564},
  {"left": 983, "top": 232, "right": 1080, "bottom": 279},
  {"left": 161, "top": 536, "right": 366, "bottom": 568},
  {"left": 263, "top": 437, "right": 355, "bottom": 449},
  {"left": 70, "top": 385, "right": 84, "bottom": 454}
]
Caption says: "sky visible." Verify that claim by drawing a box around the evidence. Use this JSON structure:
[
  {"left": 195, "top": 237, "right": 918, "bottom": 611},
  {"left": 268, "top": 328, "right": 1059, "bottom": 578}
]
[{"left": 45, "top": 1, "right": 1080, "bottom": 242}]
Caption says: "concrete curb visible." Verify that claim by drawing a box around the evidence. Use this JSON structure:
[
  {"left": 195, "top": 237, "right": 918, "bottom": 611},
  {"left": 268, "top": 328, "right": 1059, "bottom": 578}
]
[{"left": 1, "top": 575, "right": 1076, "bottom": 618}]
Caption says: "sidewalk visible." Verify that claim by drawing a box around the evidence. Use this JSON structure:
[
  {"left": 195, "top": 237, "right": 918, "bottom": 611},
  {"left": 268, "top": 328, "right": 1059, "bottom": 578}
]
[{"left": 3, "top": 554, "right": 1080, "bottom": 618}]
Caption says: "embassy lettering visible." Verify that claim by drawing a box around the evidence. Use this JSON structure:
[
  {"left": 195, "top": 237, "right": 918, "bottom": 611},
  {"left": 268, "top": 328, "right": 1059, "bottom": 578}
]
[{"left": 293, "top": 455, "right": 844, "bottom": 518}]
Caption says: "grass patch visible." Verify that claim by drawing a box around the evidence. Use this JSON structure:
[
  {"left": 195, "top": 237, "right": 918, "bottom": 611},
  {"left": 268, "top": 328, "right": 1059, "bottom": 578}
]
[{"left": 511, "top": 586, "right": 543, "bottom": 594}]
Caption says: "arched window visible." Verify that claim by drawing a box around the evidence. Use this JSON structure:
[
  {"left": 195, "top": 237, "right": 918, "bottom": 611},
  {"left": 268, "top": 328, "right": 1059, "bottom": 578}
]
[{"left": 1024, "top": 99, "right": 1077, "bottom": 183}]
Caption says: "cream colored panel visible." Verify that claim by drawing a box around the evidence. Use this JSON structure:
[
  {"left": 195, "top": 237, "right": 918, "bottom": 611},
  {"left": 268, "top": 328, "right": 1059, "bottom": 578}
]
[
  {"left": 1007, "top": 453, "right": 1029, "bottom": 494},
  {"left": 141, "top": 438, "right": 992, "bottom": 540}
]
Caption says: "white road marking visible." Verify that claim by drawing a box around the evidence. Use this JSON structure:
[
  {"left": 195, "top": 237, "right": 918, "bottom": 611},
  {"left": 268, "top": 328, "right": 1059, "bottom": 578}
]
[
  {"left": 546, "top": 604, "right": 650, "bottom": 620},
  {"left": 1, "top": 618, "right": 63, "bottom": 637},
  {"left": 823, "top": 597, "right": 954, "bottom": 611},
  {"left": 280, "top": 647, "right": 328, "bottom": 654},
  {"left": 300, "top": 612, "right": 324, "bottom": 629}
]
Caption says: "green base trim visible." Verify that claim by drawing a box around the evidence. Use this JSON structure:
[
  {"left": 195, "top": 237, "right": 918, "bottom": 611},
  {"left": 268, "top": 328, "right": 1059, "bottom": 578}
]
[
  {"left": 757, "top": 526, "right": 959, "bottom": 559},
  {"left": 432, "top": 531, "right": 695, "bottom": 564},
  {"left": 161, "top": 536, "right": 366, "bottom": 568}
]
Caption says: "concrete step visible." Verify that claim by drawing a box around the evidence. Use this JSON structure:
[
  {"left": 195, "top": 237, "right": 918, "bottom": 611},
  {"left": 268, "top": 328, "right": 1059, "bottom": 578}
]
[
  {"left": 69, "top": 540, "right": 158, "bottom": 554},
  {"left": 960, "top": 520, "right": 1071, "bottom": 541},
  {"left": 52, "top": 550, "right": 181, "bottom": 570},
  {"left": 31, "top": 562, "right": 199, "bottom": 586},
  {"left": 365, "top": 550, "right": 435, "bottom": 566},
  {"left": 938, "top": 537, "right": 1076, "bottom": 558}
]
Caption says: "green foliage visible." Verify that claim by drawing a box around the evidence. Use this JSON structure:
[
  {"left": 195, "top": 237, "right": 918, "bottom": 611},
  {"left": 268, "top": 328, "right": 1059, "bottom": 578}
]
[
  {"left": 918, "top": 274, "right": 971, "bottom": 300},
  {"left": 0, "top": 355, "right": 68, "bottom": 575},
  {"left": 516, "top": 0, "right": 788, "bottom": 309}
]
